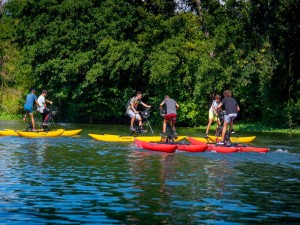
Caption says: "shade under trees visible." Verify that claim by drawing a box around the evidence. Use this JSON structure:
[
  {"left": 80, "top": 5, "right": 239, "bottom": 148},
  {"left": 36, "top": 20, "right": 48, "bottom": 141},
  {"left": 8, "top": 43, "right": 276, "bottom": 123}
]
[{"left": 0, "top": 0, "right": 299, "bottom": 128}]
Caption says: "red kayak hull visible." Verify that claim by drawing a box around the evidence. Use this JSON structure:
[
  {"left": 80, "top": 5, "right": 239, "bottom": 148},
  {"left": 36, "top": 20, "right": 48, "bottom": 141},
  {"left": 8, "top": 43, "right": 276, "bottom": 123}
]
[
  {"left": 135, "top": 140, "right": 177, "bottom": 153},
  {"left": 187, "top": 137, "right": 208, "bottom": 145},
  {"left": 207, "top": 144, "right": 240, "bottom": 153},
  {"left": 239, "top": 146, "right": 269, "bottom": 153},
  {"left": 177, "top": 144, "right": 208, "bottom": 152}
]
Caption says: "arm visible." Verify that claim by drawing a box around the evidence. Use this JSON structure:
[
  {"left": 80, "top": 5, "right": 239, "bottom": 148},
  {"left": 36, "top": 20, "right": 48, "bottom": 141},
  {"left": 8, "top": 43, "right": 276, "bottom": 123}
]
[
  {"left": 212, "top": 101, "right": 218, "bottom": 115},
  {"left": 175, "top": 103, "right": 179, "bottom": 109},
  {"left": 130, "top": 103, "right": 138, "bottom": 114},
  {"left": 237, "top": 105, "right": 240, "bottom": 112},
  {"left": 160, "top": 101, "right": 166, "bottom": 116},
  {"left": 213, "top": 108, "right": 218, "bottom": 115},
  {"left": 46, "top": 99, "right": 53, "bottom": 104},
  {"left": 141, "top": 101, "right": 151, "bottom": 108},
  {"left": 217, "top": 102, "right": 223, "bottom": 109}
]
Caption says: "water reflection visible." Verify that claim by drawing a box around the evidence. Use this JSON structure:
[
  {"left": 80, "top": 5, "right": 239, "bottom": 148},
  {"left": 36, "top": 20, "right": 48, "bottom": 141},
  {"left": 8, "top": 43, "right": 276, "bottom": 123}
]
[{"left": 0, "top": 121, "right": 299, "bottom": 224}]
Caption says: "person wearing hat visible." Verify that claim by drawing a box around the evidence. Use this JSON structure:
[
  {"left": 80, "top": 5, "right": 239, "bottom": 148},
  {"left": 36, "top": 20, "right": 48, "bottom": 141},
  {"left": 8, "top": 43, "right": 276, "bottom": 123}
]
[
  {"left": 23, "top": 88, "right": 39, "bottom": 131},
  {"left": 37, "top": 90, "right": 53, "bottom": 126}
]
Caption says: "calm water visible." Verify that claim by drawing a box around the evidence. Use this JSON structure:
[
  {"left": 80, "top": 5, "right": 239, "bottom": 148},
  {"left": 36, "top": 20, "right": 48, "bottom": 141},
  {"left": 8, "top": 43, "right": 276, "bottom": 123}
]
[{"left": 0, "top": 121, "right": 300, "bottom": 224}]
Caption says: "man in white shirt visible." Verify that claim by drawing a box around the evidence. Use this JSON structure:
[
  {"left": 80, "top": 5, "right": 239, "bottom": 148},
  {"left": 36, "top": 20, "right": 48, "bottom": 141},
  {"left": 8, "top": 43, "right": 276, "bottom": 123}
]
[{"left": 37, "top": 90, "right": 53, "bottom": 126}]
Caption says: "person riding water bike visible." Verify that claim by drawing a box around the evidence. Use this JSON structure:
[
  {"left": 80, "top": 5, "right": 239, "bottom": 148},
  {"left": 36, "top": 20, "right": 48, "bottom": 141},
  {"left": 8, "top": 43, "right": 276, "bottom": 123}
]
[
  {"left": 217, "top": 90, "right": 240, "bottom": 144},
  {"left": 37, "top": 90, "right": 53, "bottom": 126},
  {"left": 160, "top": 95, "right": 179, "bottom": 138},
  {"left": 23, "top": 88, "right": 39, "bottom": 131},
  {"left": 205, "top": 94, "right": 221, "bottom": 137},
  {"left": 126, "top": 91, "right": 151, "bottom": 132}
]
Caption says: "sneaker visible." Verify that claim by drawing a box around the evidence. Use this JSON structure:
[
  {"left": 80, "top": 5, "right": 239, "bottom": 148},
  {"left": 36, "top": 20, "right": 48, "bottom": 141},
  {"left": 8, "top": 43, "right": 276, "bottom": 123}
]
[
  {"left": 230, "top": 129, "right": 235, "bottom": 134},
  {"left": 205, "top": 134, "right": 208, "bottom": 138},
  {"left": 130, "top": 126, "right": 135, "bottom": 132},
  {"left": 32, "top": 128, "right": 37, "bottom": 132},
  {"left": 173, "top": 131, "right": 178, "bottom": 137},
  {"left": 141, "top": 129, "right": 147, "bottom": 134},
  {"left": 217, "top": 141, "right": 225, "bottom": 145},
  {"left": 43, "top": 123, "right": 49, "bottom": 126},
  {"left": 161, "top": 132, "right": 167, "bottom": 138}
]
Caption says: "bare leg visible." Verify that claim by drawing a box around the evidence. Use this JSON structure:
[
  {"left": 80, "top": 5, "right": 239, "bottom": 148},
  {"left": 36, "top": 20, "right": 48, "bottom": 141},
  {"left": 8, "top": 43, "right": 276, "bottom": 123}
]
[
  {"left": 30, "top": 113, "right": 35, "bottom": 129},
  {"left": 172, "top": 124, "right": 176, "bottom": 132},
  {"left": 23, "top": 112, "right": 28, "bottom": 122},
  {"left": 221, "top": 121, "right": 229, "bottom": 142},
  {"left": 130, "top": 116, "right": 135, "bottom": 127},
  {"left": 206, "top": 119, "right": 213, "bottom": 135},
  {"left": 162, "top": 119, "right": 167, "bottom": 133}
]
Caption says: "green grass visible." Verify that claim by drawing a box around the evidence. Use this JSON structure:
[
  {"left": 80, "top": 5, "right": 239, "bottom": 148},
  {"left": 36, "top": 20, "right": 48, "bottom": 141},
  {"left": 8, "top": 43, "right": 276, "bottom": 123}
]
[
  {"left": 236, "top": 123, "right": 300, "bottom": 133},
  {"left": 193, "top": 122, "right": 300, "bottom": 134},
  {"left": 1, "top": 111, "right": 300, "bottom": 133},
  {"left": 0, "top": 112, "right": 22, "bottom": 121}
]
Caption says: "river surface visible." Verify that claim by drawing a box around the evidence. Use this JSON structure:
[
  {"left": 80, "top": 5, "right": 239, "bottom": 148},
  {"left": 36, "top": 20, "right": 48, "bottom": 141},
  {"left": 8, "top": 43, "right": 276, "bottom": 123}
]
[{"left": 0, "top": 121, "right": 299, "bottom": 224}]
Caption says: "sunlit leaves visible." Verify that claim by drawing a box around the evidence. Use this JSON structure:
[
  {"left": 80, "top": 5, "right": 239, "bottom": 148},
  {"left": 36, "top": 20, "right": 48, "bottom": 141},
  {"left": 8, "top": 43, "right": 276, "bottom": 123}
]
[{"left": 0, "top": 0, "right": 298, "bottom": 127}]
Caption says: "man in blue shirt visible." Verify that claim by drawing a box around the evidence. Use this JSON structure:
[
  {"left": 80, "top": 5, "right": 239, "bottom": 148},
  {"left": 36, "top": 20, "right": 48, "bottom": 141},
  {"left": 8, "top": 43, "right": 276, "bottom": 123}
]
[{"left": 23, "top": 88, "right": 39, "bottom": 131}]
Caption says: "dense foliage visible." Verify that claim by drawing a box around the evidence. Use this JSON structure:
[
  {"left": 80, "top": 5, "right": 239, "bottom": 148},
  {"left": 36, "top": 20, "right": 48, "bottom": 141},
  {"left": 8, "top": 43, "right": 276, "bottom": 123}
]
[{"left": 0, "top": 0, "right": 299, "bottom": 128}]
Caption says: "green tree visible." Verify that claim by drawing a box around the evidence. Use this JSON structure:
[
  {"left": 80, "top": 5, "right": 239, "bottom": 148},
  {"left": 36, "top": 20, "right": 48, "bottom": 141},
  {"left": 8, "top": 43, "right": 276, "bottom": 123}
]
[{"left": 1, "top": 0, "right": 299, "bottom": 128}]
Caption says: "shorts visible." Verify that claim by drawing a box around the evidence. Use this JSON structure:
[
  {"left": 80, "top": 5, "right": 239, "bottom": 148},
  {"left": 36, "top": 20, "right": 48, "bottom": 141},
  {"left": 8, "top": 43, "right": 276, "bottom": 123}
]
[
  {"left": 164, "top": 114, "right": 177, "bottom": 124},
  {"left": 42, "top": 108, "right": 50, "bottom": 115},
  {"left": 24, "top": 105, "right": 34, "bottom": 114},
  {"left": 224, "top": 113, "right": 237, "bottom": 123},
  {"left": 127, "top": 110, "right": 141, "bottom": 120},
  {"left": 209, "top": 110, "right": 218, "bottom": 121}
]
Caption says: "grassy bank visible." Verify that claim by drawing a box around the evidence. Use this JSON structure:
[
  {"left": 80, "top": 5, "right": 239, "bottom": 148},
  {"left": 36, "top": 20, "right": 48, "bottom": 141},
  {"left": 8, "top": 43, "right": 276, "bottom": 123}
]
[
  {"left": 195, "top": 123, "right": 300, "bottom": 134},
  {"left": 235, "top": 123, "right": 300, "bottom": 134},
  {"left": 1, "top": 111, "right": 300, "bottom": 134},
  {"left": 0, "top": 112, "right": 22, "bottom": 121}
]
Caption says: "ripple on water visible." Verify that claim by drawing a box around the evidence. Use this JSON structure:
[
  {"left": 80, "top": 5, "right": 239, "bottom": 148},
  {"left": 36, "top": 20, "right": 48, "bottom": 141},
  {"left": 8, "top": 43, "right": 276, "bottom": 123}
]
[{"left": 1, "top": 123, "right": 300, "bottom": 224}]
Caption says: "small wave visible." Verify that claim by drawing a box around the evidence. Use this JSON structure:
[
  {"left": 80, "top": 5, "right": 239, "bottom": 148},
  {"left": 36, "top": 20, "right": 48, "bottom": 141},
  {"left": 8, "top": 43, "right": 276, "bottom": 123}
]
[{"left": 275, "top": 149, "right": 289, "bottom": 153}]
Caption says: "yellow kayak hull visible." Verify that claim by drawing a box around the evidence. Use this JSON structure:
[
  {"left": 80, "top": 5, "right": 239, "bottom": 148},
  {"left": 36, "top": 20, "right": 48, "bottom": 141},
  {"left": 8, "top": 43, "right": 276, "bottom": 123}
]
[
  {"left": 188, "top": 137, "right": 210, "bottom": 143},
  {"left": 16, "top": 129, "right": 65, "bottom": 138},
  {"left": 61, "top": 129, "right": 82, "bottom": 136},
  {"left": 1, "top": 129, "right": 81, "bottom": 137},
  {"left": 135, "top": 136, "right": 186, "bottom": 142},
  {"left": 0, "top": 130, "right": 19, "bottom": 136},
  {"left": 88, "top": 134, "right": 186, "bottom": 142},
  {"left": 89, "top": 134, "right": 134, "bottom": 142},
  {"left": 208, "top": 135, "right": 256, "bottom": 143}
]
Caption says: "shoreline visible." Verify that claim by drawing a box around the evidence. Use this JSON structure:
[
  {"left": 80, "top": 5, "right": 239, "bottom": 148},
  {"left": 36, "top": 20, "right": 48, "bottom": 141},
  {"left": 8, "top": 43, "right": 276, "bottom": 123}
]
[{"left": 1, "top": 114, "right": 299, "bottom": 134}]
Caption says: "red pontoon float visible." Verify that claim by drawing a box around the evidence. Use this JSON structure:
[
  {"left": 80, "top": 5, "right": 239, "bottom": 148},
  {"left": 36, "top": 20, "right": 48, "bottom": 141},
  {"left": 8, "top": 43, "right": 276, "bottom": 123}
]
[
  {"left": 187, "top": 137, "right": 208, "bottom": 145},
  {"left": 206, "top": 144, "right": 240, "bottom": 153},
  {"left": 177, "top": 144, "right": 208, "bottom": 152},
  {"left": 239, "top": 146, "right": 269, "bottom": 153},
  {"left": 135, "top": 140, "right": 177, "bottom": 153}
]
